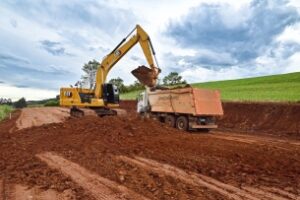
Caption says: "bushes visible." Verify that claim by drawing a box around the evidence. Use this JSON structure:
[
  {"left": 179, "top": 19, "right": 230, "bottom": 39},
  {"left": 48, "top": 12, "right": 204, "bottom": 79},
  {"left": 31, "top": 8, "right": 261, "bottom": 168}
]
[
  {"left": 0, "top": 105, "right": 13, "bottom": 120},
  {"left": 44, "top": 100, "right": 59, "bottom": 107}
]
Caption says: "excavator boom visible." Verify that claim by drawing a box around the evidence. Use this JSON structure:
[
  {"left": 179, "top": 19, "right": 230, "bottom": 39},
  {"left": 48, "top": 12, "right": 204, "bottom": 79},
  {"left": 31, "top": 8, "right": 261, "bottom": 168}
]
[{"left": 95, "top": 25, "right": 160, "bottom": 98}]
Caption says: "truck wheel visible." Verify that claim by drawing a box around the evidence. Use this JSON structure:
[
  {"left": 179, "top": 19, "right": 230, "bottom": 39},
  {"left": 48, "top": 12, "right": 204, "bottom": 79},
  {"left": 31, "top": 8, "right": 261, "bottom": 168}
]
[
  {"left": 165, "top": 115, "right": 175, "bottom": 127},
  {"left": 176, "top": 116, "right": 188, "bottom": 131}
]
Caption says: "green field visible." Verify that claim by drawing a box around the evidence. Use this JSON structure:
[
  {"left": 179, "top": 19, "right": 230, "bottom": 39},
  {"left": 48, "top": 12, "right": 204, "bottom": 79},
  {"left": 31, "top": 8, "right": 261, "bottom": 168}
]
[
  {"left": 120, "top": 90, "right": 143, "bottom": 100},
  {"left": 121, "top": 72, "right": 300, "bottom": 102},
  {"left": 0, "top": 105, "right": 13, "bottom": 121}
]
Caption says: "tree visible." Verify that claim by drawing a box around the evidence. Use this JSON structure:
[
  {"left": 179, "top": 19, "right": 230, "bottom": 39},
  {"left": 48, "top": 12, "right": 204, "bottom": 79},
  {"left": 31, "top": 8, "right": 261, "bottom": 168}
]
[
  {"left": 81, "top": 60, "right": 99, "bottom": 89},
  {"left": 7, "top": 98, "right": 12, "bottom": 105},
  {"left": 163, "top": 72, "right": 187, "bottom": 86},
  {"left": 109, "top": 77, "right": 127, "bottom": 93},
  {"left": 127, "top": 80, "right": 144, "bottom": 91},
  {"left": 14, "top": 97, "right": 27, "bottom": 108}
]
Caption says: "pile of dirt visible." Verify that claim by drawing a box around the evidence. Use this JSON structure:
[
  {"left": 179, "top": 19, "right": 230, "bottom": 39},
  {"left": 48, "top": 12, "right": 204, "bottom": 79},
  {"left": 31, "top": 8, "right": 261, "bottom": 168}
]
[
  {"left": 120, "top": 100, "right": 136, "bottom": 112},
  {"left": 220, "top": 102, "right": 300, "bottom": 137},
  {"left": 0, "top": 101, "right": 299, "bottom": 199},
  {"left": 0, "top": 107, "right": 300, "bottom": 199}
]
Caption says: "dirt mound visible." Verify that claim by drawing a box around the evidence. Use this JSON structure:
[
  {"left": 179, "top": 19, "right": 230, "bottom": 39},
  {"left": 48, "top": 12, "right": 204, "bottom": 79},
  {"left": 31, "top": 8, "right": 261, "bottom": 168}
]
[
  {"left": 15, "top": 107, "right": 69, "bottom": 130},
  {"left": 120, "top": 100, "right": 300, "bottom": 137},
  {"left": 220, "top": 102, "right": 300, "bottom": 137},
  {"left": 120, "top": 100, "right": 136, "bottom": 111},
  {"left": 0, "top": 102, "right": 300, "bottom": 199},
  {"left": 1, "top": 109, "right": 300, "bottom": 199}
]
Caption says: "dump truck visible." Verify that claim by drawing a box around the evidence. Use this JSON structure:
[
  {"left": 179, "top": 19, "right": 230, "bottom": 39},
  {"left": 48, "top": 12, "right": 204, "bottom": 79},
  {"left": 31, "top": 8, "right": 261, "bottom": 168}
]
[{"left": 137, "top": 86, "right": 223, "bottom": 131}]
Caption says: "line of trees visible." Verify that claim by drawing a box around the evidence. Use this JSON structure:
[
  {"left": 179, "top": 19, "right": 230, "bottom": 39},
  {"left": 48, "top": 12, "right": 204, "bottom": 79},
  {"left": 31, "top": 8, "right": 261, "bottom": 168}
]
[
  {"left": 79, "top": 60, "right": 187, "bottom": 93},
  {"left": 0, "top": 97, "right": 27, "bottom": 108},
  {"left": 0, "top": 98, "right": 12, "bottom": 105}
]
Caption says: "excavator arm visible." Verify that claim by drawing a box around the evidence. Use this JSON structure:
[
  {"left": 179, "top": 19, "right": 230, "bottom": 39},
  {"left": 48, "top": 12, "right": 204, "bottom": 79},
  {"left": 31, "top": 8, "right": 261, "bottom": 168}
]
[{"left": 94, "top": 25, "right": 160, "bottom": 98}]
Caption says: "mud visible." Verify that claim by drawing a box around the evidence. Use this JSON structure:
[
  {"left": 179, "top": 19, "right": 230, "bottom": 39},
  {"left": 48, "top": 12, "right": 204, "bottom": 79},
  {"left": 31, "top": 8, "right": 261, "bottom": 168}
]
[
  {"left": 117, "top": 155, "right": 297, "bottom": 200},
  {"left": 0, "top": 179, "right": 75, "bottom": 200},
  {"left": 220, "top": 102, "right": 300, "bottom": 137},
  {"left": 0, "top": 101, "right": 299, "bottom": 199},
  {"left": 37, "top": 152, "right": 149, "bottom": 200}
]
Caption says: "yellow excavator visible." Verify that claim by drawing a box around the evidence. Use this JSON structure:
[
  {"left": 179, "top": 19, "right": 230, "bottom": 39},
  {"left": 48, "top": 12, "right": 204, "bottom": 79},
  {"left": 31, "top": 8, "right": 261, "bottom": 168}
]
[{"left": 60, "top": 25, "right": 160, "bottom": 117}]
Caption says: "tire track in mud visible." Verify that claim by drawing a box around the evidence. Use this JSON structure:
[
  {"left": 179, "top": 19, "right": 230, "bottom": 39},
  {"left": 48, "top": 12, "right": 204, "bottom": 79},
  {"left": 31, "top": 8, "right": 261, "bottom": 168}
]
[
  {"left": 209, "top": 133, "right": 300, "bottom": 151},
  {"left": 260, "top": 187, "right": 300, "bottom": 200},
  {"left": 209, "top": 135, "right": 256, "bottom": 145},
  {"left": 0, "top": 180, "right": 3, "bottom": 200},
  {"left": 37, "top": 152, "right": 149, "bottom": 200},
  {"left": 0, "top": 179, "right": 74, "bottom": 200},
  {"left": 117, "top": 155, "right": 300, "bottom": 200},
  {"left": 242, "top": 187, "right": 288, "bottom": 200}
]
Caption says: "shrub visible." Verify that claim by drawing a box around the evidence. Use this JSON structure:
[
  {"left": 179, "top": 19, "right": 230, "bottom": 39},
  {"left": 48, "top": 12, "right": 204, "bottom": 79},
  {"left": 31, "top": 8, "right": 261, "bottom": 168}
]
[
  {"left": 13, "top": 97, "right": 27, "bottom": 108},
  {"left": 44, "top": 100, "right": 59, "bottom": 107},
  {"left": 0, "top": 105, "right": 13, "bottom": 120}
]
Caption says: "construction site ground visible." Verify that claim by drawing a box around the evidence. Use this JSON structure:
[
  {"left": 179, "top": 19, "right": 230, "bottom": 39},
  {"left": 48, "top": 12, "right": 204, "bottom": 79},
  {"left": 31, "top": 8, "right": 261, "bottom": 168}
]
[{"left": 0, "top": 101, "right": 299, "bottom": 200}]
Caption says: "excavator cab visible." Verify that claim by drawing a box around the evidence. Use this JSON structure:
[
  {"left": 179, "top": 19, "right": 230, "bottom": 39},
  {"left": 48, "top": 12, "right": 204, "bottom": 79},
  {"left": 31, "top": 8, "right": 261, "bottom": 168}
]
[{"left": 102, "top": 83, "right": 119, "bottom": 104}]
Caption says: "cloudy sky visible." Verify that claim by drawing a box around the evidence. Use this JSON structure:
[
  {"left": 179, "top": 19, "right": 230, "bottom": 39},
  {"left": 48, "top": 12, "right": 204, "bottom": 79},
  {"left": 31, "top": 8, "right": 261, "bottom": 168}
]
[{"left": 0, "top": 0, "right": 300, "bottom": 100}]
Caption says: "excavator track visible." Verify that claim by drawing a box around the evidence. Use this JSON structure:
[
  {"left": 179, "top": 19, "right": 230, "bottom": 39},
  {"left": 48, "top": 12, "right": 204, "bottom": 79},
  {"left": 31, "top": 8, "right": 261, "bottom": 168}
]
[{"left": 70, "top": 107, "right": 126, "bottom": 118}]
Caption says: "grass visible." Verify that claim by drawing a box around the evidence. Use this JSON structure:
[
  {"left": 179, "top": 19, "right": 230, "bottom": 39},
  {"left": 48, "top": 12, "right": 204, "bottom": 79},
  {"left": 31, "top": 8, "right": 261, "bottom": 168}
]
[
  {"left": 120, "top": 89, "right": 143, "bottom": 100},
  {"left": 121, "top": 72, "right": 300, "bottom": 102},
  {"left": 192, "top": 72, "right": 300, "bottom": 102},
  {"left": 27, "top": 104, "right": 44, "bottom": 108},
  {"left": 0, "top": 105, "right": 13, "bottom": 121}
]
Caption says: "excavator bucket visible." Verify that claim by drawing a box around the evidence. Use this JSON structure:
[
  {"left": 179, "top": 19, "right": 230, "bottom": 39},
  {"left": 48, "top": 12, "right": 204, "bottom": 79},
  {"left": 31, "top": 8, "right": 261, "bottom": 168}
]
[{"left": 131, "top": 65, "right": 156, "bottom": 87}]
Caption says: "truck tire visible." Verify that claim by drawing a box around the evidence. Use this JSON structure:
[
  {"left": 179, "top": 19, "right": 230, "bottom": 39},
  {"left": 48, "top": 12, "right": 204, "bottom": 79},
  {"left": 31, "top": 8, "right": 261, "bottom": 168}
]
[
  {"left": 176, "top": 116, "right": 188, "bottom": 131},
  {"left": 165, "top": 115, "right": 175, "bottom": 127}
]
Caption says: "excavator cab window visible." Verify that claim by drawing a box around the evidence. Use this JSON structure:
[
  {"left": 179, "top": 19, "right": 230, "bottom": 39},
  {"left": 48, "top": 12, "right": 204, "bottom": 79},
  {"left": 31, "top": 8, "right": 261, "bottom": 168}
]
[{"left": 102, "top": 83, "right": 119, "bottom": 104}]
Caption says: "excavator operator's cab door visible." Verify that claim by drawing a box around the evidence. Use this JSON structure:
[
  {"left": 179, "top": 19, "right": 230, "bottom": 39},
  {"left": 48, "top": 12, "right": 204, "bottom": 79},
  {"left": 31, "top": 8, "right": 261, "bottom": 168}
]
[{"left": 102, "top": 83, "right": 120, "bottom": 104}]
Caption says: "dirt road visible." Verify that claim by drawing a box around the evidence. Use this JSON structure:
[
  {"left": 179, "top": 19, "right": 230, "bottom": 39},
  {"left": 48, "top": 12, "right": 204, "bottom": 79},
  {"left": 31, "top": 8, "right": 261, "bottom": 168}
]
[
  {"left": 15, "top": 107, "right": 69, "bottom": 130},
  {"left": 0, "top": 102, "right": 299, "bottom": 199}
]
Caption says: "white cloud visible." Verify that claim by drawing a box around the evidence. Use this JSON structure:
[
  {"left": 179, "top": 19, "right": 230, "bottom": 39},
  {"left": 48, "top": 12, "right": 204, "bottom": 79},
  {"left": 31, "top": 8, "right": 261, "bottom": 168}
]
[
  {"left": 283, "top": 52, "right": 300, "bottom": 73},
  {"left": 276, "top": 23, "right": 300, "bottom": 43},
  {"left": 0, "top": 0, "right": 299, "bottom": 100},
  {"left": 180, "top": 66, "right": 249, "bottom": 83},
  {"left": 0, "top": 84, "right": 57, "bottom": 101}
]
